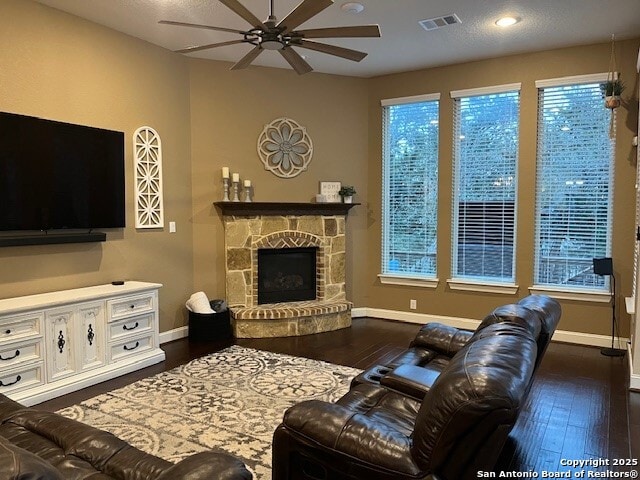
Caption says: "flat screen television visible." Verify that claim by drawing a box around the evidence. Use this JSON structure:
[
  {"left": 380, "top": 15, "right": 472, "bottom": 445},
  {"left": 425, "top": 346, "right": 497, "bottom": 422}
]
[{"left": 0, "top": 112, "right": 125, "bottom": 232}]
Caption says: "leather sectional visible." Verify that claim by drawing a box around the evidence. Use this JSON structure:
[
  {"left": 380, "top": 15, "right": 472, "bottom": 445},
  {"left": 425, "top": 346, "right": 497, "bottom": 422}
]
[
  {"left": 0, "top": 393, "right": 252, "bottom": 480},
  {"left": 272, "top": 295, "right": 561, "bottom": 480}
]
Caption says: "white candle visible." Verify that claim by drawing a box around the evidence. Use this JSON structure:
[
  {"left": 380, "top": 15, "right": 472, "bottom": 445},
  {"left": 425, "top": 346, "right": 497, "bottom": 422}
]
[
  {"left": 232, "top": 173, "right": 240, "bottom": 182},
  {"left": 244, "top": 179, "right": 251, "bottom": 187},
  {"left": 222, "top": 167, "right": 229, "bottom": 179}
]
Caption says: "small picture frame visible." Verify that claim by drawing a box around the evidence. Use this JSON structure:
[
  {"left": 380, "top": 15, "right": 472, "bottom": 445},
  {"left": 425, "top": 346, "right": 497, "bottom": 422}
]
[{"left": 319, "top": 181, "right": 341, "bottom": 203}]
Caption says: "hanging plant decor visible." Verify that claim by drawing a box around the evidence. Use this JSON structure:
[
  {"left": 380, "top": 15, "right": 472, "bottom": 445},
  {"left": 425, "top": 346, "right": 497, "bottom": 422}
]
[
  {"left": 133, "top": 126, "right": 164, "bottom": 228},
  {"left": 257, "top": 117, "right": 313, "bottom": 178},
  {"left": 603, "top": 79, "right": 624, "bottom": 110},
  {"left": 602, "top": 35, "right": 625, "bottom": 138}
]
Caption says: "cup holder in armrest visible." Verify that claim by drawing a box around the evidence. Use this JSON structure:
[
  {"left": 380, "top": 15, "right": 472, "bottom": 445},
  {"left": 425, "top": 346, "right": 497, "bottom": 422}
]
[{"left": 351, "top": 365, "right": 392, "bottom": 387}]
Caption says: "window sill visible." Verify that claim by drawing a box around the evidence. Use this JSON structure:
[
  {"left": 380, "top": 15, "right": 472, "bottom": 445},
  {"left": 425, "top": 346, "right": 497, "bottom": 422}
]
[
  {"left": 446, "top": 279, "right": 519, "bottom": 295},
  {"left": 378, "top": 274, "right": 439, "bottom": 288},
  {"left": 529, "top": 285, "right": 611, "bottom": 303}
]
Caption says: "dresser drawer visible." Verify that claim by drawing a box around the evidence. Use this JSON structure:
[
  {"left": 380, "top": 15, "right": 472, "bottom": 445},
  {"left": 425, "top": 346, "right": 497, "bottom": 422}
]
[
  {"left": 0, "top": 312, "right": 43, "bottom": 343},
  {"left": 108, "top": 334, "right": 154, "bottom": 363},
  {"left": 0, "top": 362, "right": 44, "bottom": 395},
  {"left": 107, "top": 294, "right": 155, "bottom": 321},
  {"left": 108, "top": 313, "right": 153, "bottom": 342},
  {"left": 0, "top": 338, "right": 42, "bottom": 369}
]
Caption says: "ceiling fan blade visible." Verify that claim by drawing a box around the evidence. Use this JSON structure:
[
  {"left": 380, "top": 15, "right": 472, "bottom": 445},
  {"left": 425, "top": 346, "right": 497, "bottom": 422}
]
[
  {"left": 218, "top": 0, "right": 266, "bottom": 29},
  {"left": 277, "top": 0, "right": 333, "bottom": 34},
  {"left": 176, "top": 40, "right": 248, "bottom": 54},
  {"left": 280, "top": 48, "right": 313, "bottom": 75},
  {"left": 294, "top": 25, "right": 381, "bottom": 38},
  {"left": 230, "top": 46, "right": 264, "bottom": 70},
  {"left": 296, "top": 39, "right": 367, "bottom": 62},
  {"left": 159, "top": 20, "right": 246, "bottom": 35}
]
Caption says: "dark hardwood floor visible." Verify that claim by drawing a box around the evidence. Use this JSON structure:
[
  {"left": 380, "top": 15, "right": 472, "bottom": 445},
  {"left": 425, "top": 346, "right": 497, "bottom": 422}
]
[{"left": 38, "top": 318, "right": 638, "bottom": 474}]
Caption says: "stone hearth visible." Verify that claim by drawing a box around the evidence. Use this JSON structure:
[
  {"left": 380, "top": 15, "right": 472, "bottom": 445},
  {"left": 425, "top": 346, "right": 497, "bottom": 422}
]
[{"left": 216, "top": 202, "right": 357, "bottom": 338}]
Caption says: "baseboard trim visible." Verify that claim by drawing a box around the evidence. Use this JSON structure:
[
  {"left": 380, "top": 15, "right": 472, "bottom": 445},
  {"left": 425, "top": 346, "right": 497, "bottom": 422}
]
[
  {"left": 159, "top": 326, "right": 189, "bottom": 344},
  {"left": 351, "top": 307, "right": 630, "bottom": 349},
  {"left": 629, "top": 343, "right": 640, "bottom": 391},
  {"left": 359, "top": 307, "right": 481, "bottom": 330},
  {"left": 551, "top": 330, "right": 629, "bottom": 349},
  {"left": 350, "top": 307, "right": 367, "bottom": 318}
]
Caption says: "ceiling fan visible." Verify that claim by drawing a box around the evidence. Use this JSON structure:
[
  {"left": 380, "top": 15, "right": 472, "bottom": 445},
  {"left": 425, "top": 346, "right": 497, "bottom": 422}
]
[{"left": 159, "top": 0, "right": 381, "bottom": 74}]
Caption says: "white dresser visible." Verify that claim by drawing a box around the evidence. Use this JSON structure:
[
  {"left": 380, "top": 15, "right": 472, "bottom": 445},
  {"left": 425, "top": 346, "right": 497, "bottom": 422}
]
[{"left": 0, "top": 281, "right": 165, "bottom": 405}]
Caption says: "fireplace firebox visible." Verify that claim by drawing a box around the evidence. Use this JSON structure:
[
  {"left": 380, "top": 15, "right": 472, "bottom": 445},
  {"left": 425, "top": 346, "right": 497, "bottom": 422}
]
[{"left": 258, "top": 247, "right": 317, "bottom": 304}]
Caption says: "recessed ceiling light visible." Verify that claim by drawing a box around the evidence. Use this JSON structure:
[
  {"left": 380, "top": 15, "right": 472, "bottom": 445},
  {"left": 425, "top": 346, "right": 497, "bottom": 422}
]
[
  {"left": 341, "top": 2, "right": 364, "bottom": 14},
  {"left": 495, "top": 16, "right": 520, "bottom": 27}
]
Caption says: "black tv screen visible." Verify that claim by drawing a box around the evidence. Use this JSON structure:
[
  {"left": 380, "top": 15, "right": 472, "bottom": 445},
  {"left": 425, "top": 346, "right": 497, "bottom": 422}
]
[{"left": 0, "top": 112, "right": 125, "bottom": 231}]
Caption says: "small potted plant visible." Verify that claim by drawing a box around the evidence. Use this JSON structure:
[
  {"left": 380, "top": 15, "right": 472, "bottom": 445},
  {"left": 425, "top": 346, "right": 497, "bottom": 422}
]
[
  {"left": 602, "top": 79, "right": 625, "bottom": 109},
  {"left": 338, "top": 185, "right": 356, "bottom": 204}
]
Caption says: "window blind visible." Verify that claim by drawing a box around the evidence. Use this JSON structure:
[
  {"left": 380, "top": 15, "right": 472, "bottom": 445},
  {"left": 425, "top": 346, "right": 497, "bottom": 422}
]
[
  {"left": 534, "top": 80, "right": 615, "bottom": 290},
  {"left": 382, "top": 98, "right": 439, "bottom": 278},
  {"left": 451, "top": 89, "right": 520, "bottom": 282}
]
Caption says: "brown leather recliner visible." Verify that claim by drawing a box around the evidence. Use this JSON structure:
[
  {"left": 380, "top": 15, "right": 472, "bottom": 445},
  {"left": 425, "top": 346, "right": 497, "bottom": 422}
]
[
  {"left": 0, "top": 393, "right": 252, "bottom": 480},
  {"left": 272, "top": 321, "right": 538, "bottom": 480},
  {"left": 351, "top": 295, "right": 560, "bottom": 398}
]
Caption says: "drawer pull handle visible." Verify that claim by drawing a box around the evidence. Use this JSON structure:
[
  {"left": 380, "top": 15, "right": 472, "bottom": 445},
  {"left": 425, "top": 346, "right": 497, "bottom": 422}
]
[
  {"left": 123, "top": 322, "right": 139, "bottom": 331},
  {"left": 123, "top": 341, "right": 140, "bottom": 351},
  {"left": 4, "top": 330, "right": 10, "bottom": 335},
  {"left": 0, "top": 350, "right": 20, "bottom": 361},
  {"left": 130, "top": 305, "right": 135, "bottom": 309},
  {"left": 87, "top": 324, "right": 95, "bottom": 346},
  {"left": 0, "top": 375, "right": 21, "bottom": 387},
  {"left": 58, "top": 331, "right": 66, "bottom": 354}
]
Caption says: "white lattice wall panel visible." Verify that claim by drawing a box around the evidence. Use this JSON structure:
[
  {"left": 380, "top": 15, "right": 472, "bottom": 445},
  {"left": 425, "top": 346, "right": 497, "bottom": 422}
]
[{"left": 133, "top": 126, "right": 164, "bottom": 229}]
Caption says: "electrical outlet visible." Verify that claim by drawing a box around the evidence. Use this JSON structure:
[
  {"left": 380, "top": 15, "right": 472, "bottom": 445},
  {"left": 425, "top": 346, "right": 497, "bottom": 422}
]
[
  {"left": 410, "top": 299, "right": 417, "bottom": 310},
  {"left": 169, "top": 221, "right": 176, "bottom": 233}
]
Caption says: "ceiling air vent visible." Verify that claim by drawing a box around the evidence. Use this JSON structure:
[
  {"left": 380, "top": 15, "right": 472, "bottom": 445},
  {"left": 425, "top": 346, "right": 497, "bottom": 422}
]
[{"left": 419, "top": 13, "right": 462, "bottom": 31}]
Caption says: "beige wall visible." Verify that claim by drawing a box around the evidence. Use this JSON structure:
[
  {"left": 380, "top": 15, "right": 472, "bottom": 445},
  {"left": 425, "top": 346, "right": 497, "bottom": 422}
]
[
  {"left": 0, "top": 0, "right": 370, "bottom": 333},
  {"left": 0, "top": 0, "right": 194, "bottom": 332},
  {"left": 1, "top": 0, "right": 638, "bottom": 339},
  {"left": 366, "top": 39, "right": 640, "bottom": 336},
  {"left": 188, "top": 60, "right": 369, "bottom": 305}
]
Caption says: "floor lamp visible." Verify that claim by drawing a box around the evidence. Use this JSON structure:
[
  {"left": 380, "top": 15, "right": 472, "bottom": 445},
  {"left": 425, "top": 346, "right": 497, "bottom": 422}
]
[{"left": 593, "top": 257, "right": 626, "bottom": 357}]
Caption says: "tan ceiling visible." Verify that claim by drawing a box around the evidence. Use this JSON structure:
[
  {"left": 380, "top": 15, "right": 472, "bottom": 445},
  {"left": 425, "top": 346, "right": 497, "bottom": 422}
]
[{"left": 35, "top": 0, "right": 640, "bottom": 77}]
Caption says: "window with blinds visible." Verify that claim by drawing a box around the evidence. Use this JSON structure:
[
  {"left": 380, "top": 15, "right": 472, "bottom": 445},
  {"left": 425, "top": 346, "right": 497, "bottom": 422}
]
[
  {"left": 381, "top": 95, "right": 439, "bottom": 279},
  {"left": 534, "top": 76, "right": 615, "bottom": 291},
  {"left": 451, "top": 86, "right": 520, "bottom": 283}
]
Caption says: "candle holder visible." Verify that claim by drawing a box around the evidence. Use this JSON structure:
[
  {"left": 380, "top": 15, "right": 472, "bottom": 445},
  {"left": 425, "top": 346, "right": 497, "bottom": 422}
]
[
  {"left": 232, "top": 181, "right": 240, "bottom": 202},
  {"left": 244, "top": 186, "right": 252, "bottom": 203},
  {"left": 222, "top": 178, "right": 230, "bottom": 202}
]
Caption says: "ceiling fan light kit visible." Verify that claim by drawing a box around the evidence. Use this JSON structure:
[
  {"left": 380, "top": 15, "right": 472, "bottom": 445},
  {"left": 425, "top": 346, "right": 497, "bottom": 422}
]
[
  {"left": 340, "top": 2, "right": 365, "bottom": 14},
  {"left": 160, "top": 0, "right": 381, "bottom": 74}
]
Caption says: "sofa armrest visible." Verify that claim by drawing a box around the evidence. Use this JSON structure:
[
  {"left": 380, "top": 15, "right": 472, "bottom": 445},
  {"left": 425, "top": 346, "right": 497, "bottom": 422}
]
[
  {"left": 410, "top": 323, "right": 474, "bottom": 356},
  {"left": 156, "top": 452, "right": 252, "bottom": 480},
  {"left": 282, "top": 400, "right": 416, "bottom": 474},
  {"left": 380, "top": 364, "right": 441, "bottom": 400},
  {"left": 0, "top": 436, "right": 65, "bottom": 480},
  {"left": 282, "top": 400, "right": 354, "bottom": 446}
]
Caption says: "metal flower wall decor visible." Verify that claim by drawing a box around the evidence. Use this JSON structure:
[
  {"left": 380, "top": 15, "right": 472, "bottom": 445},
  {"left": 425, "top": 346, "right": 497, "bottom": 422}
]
[{"left": 257, "top": 117, "right": 313, "bottom": 178}]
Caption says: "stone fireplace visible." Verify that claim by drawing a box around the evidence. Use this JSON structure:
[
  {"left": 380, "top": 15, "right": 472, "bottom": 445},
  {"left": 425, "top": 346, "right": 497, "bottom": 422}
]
[{"left": 216, "top": 202, "right": 356, "bottom": 338}]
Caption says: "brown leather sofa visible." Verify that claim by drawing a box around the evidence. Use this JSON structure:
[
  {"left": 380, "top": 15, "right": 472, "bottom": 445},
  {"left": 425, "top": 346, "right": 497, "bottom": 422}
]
[
  {"left": 272, "top": 295, "right": 561, "bottom": 480},
  {"left": 0, "top": 393, "right": 252, "bottom": 480},
  {"left": 352, "top": 294, "right": 560, "bottom": 399}
]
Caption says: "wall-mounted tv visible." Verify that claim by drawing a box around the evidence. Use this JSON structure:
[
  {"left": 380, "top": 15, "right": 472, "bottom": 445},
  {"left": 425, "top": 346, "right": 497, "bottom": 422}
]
[{"left": 0, "top": 112, "right": 125, "bottom": 232}]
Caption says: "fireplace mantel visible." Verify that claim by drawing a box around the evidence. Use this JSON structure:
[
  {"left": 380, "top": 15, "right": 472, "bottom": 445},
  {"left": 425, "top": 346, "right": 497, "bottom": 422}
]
[{"left": 214, "top": 201, "right": 359, "bottom": 216}]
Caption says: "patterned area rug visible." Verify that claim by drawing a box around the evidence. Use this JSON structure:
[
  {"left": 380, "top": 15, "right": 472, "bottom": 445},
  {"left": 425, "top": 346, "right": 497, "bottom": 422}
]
[{"left": 57, "top": 345, "right": 361, "bottom": 480}]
